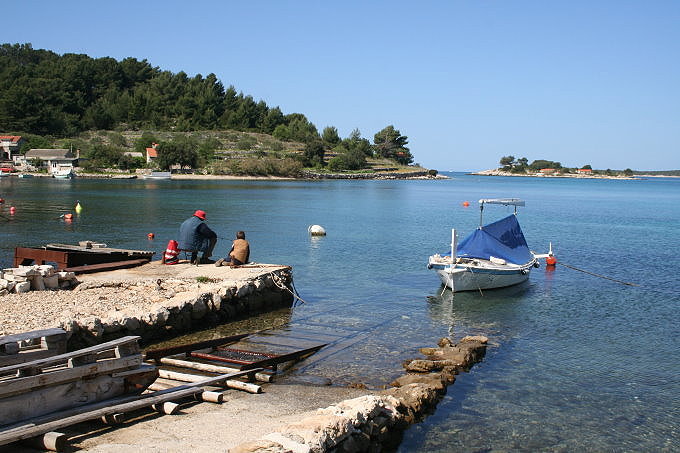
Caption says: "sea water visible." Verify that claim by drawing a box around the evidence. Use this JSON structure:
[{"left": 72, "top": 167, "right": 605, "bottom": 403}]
[{"left": 1, "top": 174, "right": 678, "bottom": 451}]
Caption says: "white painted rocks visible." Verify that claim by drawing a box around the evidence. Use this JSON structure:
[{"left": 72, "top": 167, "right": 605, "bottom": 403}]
[{"left": 0, "top": 265, "right": 79, "bottom": 295}]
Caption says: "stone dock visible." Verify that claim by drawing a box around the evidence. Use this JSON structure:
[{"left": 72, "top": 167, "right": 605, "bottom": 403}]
[{"left": 0, "top": 261, "right": 293, "bottom": 348}]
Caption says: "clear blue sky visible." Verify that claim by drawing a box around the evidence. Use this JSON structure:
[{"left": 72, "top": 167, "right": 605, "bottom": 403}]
[{"left": 4, "top": 1, "right": 679, "bottom": 171}]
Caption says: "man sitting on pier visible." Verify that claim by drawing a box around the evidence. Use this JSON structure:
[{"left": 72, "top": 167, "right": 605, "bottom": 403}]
[{"left": 178, "top": 210, "right": 217, "bottom": 264}]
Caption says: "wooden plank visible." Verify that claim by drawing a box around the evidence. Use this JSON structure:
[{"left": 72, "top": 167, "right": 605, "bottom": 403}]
[
  {"left": 156, "top": 357, "right": 273, "bottom": 382},
  {"left": 0, "top": 329, "right": 68, "bottom": 367},
  {"left": 143, "top": 333, "right": 250, "bottom": 361},
  {"left": 0, "top": 336, "right": 140, "bottom": 377},
  {"left": 0, "top": 329, "right": 66, "bottom": 347},
  {"left": 0, "top": 355, "right": 143, "bottom": 399},
  {"left": 64, "top": 258, "right": 150, "bottom": 274},
  {"left": 0, "top": 368, "right": 262, "bottom": 446},
  {"left": 157, "top": 369, "right": 262, "bottom": 393}
]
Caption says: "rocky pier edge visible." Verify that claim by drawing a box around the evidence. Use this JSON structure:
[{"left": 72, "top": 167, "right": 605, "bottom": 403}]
[
  {"left": 231, "top": 335, "right": 488, "bottom": 453},
  {"left": 0, "top": 263, "right": 294, "bottom": 349},
  {"left": 67, "top": 268, "right": 294, "bottom": 348}
]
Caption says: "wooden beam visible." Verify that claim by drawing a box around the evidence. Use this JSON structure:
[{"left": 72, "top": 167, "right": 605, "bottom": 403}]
[
  {"left": 0, "top": 336, "right": 140, "bottom": 377},
  {"left": 0, "top": 329, "right": 66, "bottom": 347},
  {"left": 157, "top": 356, "right": 273, "bottom": 382},
  {"left": 157, "top": 369, "right": 262, "bottom": 394}
]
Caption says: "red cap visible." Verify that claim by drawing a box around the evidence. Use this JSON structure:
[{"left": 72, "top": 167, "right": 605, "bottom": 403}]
[{"left": 193, "top": 210, "right": 206, "bottom": 220}]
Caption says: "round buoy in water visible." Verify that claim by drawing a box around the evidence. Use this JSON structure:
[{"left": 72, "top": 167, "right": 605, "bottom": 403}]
[
  {"left": 546, "top": 256, "right": 557, "bottom": 266},
  {"left": 63, "top": 213, "right": 73, "bottom": 220},
  {"left": 9, "top": 206, "right": 16, "bottom": 215},
  {"left": 308, "top": 224, "right": 326, "bottom": 236},
  {"left": 462, "top": 201, "right": 470, "bottom": 207},
  {"left": 147, "top": 233, "right": 155, "bottom": 240},
  {"left": 0, "top": 198, "right": 4, "bottom": 203}
]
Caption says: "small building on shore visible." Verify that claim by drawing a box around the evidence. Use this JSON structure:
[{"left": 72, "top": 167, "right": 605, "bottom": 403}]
[
  {"left": 22, "top": 149, "right": 78, "bottom": 175},
  {"left": 0, "top": 135, "right": 25, "bottom": 162}
]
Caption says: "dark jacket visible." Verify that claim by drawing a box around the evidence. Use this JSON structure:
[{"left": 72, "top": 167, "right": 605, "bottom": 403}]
[{"left": 178, "top": 216, "right": 216, "bottom": 252}]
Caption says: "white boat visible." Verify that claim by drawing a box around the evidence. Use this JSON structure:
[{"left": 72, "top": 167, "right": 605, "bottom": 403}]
[
  {"left": 428, "top": 198, "right": 550, "bottom": 292},
  {"left": 52, "top": 168, "right": 75, "bottom": 179},
  {"left": 143, "top": 171, "right": 172, "bottom": 180}
]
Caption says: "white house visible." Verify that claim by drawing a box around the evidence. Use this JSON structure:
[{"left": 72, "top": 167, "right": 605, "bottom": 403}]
[{"left": 24, "top": 149, "right": 78, "bottom": 175}]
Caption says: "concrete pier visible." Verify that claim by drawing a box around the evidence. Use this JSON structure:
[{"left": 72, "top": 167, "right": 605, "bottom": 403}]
[{"left": 0, "top": 261, "right": 294, "bottom": 348}]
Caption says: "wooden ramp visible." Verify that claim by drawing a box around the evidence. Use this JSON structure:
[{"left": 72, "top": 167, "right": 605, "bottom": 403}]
[{"left": 144, "top": 333, "right": 327, "bottom": 393}]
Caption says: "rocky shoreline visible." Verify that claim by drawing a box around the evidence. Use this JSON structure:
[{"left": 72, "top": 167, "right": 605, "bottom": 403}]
[
  {"left": 5, "top": 169, "right": 445, "bottom": 181},
  {"left": 471, "top": 168, "right": 637, "bottom": 179},
  {"left": 231, "top": 335, "right": 488, "bottom": 453}
]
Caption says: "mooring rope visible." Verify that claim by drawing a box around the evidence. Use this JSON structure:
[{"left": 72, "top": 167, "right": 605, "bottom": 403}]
[
  {"left": 269, "top": 270, "right": 309, "bottom": 307},
  {"left": 557, "top": 262, "right": 639, "bottom": 287}
]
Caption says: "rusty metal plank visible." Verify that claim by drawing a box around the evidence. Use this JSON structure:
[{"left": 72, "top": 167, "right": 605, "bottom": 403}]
[
  {"left": 143, "top": 334, "right": 251, "bottom": 361},
  {"left": 190, "top": 344, "right": 326, "bottom": 371},
  {"left": 64, "top": 258, "right": 150, "bottom": 274}
]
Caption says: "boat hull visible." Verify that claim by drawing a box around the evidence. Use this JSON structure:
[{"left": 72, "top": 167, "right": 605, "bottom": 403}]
[
  {"left": 430, "top": 260, "right": 535, "bottom": 292},
  {"left": 0, "top": 365, "right": 157, "bottom": 426}
]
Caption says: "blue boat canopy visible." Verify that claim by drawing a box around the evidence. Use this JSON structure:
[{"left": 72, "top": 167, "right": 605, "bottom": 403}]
[{"left": 456, "top": 214, "right": 533, "bottom": 264}]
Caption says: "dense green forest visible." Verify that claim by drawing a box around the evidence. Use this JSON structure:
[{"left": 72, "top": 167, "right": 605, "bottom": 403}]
[{"left": 0, "top": 43, "right": 416, "bottom": 174}]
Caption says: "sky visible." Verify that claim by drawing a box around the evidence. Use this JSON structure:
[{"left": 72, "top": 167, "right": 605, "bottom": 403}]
[{"left": 3, "top": 1, "right": 679, "bottom": 171}]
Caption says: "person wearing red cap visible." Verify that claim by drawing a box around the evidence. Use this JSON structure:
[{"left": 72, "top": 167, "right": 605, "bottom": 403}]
[{"left": 178, "top": 209, "right": 217, "bottom": 264}]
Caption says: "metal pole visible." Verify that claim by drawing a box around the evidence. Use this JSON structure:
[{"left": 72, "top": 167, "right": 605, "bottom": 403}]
[{"left": 479, "top": 201, "right": 484, "bottom": 228}]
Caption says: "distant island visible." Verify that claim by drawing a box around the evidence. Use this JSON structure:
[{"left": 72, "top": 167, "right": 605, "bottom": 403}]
[
  {"left": 0, "top": 43, "right": 433, "bottom": 179},
  {"left": 471, "top": 156, "right": 680, "bottom": 179}
]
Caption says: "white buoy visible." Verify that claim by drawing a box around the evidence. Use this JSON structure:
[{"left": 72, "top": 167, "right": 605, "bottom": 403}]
[{"left": 308, "top": 224, "right": 326, "bottom": 236}]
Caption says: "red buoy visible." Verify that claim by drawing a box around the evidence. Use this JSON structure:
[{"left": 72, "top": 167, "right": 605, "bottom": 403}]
[
  {"left": 546, "top": 256, "right": 557, "bottom": 266},
  {"left": 462, "top": 201, "right": 470, "bottom": 207},
  {"left": 147, "top": 233, "right": 155, "bottom": 240},
  {"left": 0, "top": 198, "right": 4, "bottom": 203},
  {"left": 9, "top": 206, "right": 16, "bottom": 215},
  {"left": 64, "top": 213, "right": 73, "bottom": 220}
]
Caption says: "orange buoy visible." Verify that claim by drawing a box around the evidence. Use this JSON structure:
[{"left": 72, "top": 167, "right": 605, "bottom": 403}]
[
  {"left": 546, "top": 256, "right": 557, "bottom": 266},
  {"left": 147, "top": 233, "right": 155, "bottom": 240},
  {"left": 462, "top": 201, "right": 470, "bottom": 207},
  {"left": 9, "top": 206, "right": 16, "bottom": 215},
  {"left": 63, "top": 213, "right": 73, "bottom": 220}
]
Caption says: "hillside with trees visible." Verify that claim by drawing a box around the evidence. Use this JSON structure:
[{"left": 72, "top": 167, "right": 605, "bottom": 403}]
[{"left": 0, "top": 43, "right": 421, "bottom": 176}]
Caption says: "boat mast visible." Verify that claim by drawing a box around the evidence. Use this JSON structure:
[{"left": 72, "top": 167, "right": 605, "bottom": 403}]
[{"left": 451, "top": 229, "right": 457, "bottom": 262}]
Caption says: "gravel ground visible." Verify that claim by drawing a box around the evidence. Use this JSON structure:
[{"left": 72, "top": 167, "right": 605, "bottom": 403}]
[{"left": 0, "top": 261, "right": 290, "bottom": 337}]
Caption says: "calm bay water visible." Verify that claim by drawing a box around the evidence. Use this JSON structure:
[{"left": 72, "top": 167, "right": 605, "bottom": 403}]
[{"left": 1, "top": 174, "right": 678, "bottom": 451}]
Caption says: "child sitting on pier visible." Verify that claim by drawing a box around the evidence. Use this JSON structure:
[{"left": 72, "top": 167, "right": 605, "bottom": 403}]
[{"left": 215, "top": 231, "right": 250, "bottom": 267}]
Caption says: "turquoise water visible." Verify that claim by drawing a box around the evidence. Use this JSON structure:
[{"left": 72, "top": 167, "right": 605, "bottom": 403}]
[{"left": 1, "top": 174, "right": 678, "bottom": 451}]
